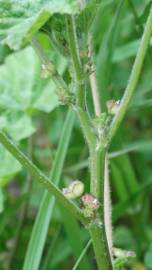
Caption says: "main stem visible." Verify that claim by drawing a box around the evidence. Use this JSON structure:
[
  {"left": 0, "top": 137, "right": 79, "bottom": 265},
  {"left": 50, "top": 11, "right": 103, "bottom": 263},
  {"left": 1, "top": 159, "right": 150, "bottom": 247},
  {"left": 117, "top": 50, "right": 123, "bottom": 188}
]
[
  {"left": 67, "top": 15, "right": 112, "bottom": 270},
  {"left": 88, "top": 34, "right": 113, "bottom": 258},
  {"left": 108, "top": 8, "right": 152, "bottom": 142}
]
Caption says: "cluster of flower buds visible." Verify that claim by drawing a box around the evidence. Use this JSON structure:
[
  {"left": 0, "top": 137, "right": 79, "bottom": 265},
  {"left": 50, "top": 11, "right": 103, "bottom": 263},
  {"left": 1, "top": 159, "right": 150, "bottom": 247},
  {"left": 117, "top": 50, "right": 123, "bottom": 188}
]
[
  {"left": 81, "top": 193, "right": 100, "bottom": 209},
  {"left": 57, "top": 87, "right": 74, "bottom": 105},
  {"left": 106, "top": 100, "right": 121, "bottom": 115},
  {"left": 62, "top": 180, "right": 84, "bottom": 199},
  {"left": 81, "top": 193, "right": 100, "bottom": 218},
  {"left": 41, "top": 62, "right": 56, "bottom": 79}
]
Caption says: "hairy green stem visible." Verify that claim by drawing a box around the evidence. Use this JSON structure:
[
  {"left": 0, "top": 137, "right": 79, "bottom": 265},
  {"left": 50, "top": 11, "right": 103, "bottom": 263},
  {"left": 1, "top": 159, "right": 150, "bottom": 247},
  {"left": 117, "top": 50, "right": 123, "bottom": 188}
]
[
  {"left": 127, "top": 0, "right": 152, "bottom": 65},
  {"left": 88, "top": 34, "right": 101, "bottom": 116},
  {"left": 90, "top": 149, "right": 106, "bottom": 200},
  {"left": 0, "top": 131, "right": 87, "bottom": 225},
  {"left": 67, "top": 15, "right": 85, "bottom": 108},
  {"left": 67, "top": 14, "right": 112, "bottom": 270},
  {"left": 77, "top": 108, "right": 96, "bottom": 151},
  {"left": 88, "top": 32, "right": 113, "bottom": 259},
  {"left": 89, "top": 147, "right": 112, "bottom": 269},
  {"left": 31, "top": 37, "right": 68, "bottom": 90},
  {"left": 89, "top": 224, "right": 112, "bottom": 270},
  {"left": 108, "top": 8, "right": 152, "bottom": 142}
]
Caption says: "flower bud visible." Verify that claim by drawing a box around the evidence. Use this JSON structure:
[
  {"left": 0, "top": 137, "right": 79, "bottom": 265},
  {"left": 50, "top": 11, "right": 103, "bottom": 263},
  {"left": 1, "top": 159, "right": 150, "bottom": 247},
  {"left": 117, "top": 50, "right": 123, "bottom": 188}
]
[
  {"left": 106, "top": 100, "right": 120, "bottom": 115},
  {"left": 62, "top": 180, "right": 84, "bottom": 199},
  {"left": 81, "top": 193, "right": 100, "bottom": 210},
  {"left": 113, "top": 247, "right": 136, "bottom": 258},
  {"left": 41, "top": 62, "right": 56, "bottom": 79}
]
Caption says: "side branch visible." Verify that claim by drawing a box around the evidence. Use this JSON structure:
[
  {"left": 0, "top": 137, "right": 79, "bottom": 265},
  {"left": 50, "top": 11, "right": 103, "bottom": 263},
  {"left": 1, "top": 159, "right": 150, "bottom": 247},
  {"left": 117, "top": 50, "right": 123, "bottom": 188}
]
[
  {"left": 108, "top": 8, "right": 152, "bottom": 142},
  {"left": 0, "top": 131, "right": 87, "bottom": 225}
]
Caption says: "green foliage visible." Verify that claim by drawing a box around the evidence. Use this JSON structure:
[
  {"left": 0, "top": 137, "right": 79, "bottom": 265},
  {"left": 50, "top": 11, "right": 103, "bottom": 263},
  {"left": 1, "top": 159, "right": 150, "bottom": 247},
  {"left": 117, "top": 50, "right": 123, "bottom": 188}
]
[
  {"left": 0, "top": 188, "right": 4, "bottom": 213},
  {"left": 0, "top": 1, "right": 152, "bottom": 270},
  {"left": 144, "top": 245, "right": 152, "bottom": 269},
  {"left": 0, "top": 145, "right": 21, "bottom": 186},
  {"left": 0, "top": 0, "right": 79, "bottom": 50},
  {"left": 0, "top": 46, "right": 59, "bottom": 118}
]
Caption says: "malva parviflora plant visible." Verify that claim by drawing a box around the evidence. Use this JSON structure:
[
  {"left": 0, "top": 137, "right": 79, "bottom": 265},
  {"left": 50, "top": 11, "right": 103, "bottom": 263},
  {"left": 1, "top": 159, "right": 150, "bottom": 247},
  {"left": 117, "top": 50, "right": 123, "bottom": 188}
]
[{"left": 0, "top": 1, "right": 152, "bottom": 270}]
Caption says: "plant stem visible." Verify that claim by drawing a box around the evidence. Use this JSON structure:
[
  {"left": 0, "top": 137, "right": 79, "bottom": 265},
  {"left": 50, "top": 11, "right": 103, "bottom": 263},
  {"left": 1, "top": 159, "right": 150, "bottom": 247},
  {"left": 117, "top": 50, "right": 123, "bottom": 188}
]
[
  {"left": 67, "top": 15, "right": 85, "bottom": 108},
  {"left": 88, "top": 34, "right": 101, "bottom": 116},
  {"left": 127, "top": 0, "right": 152, "bottom": 65},
  {"left": 67, "top": 16, "right": 96, "bottom": 152},
  {"left": 88, "top": 31, "right": 113, "bottom": 259},
  {"left": 0, "top": 131, "right": 87, "bottom": 225},
  {"left": 31, "top": 37, "right": 68, "bottom": 90},
  {"left": 89, "top": 224, "right": 112, "bottom": 270},
  {"left": 89, "top": 149, "right": 113, "bottom": 270},
  {"left": 67, "top": 14, "right": 112, "bottom": 270},
  {"left": 108, "top": 8, "right": 152, "bottom": 142},
  {"left": 90, "top": 149, "right": 105, "bottom": 200},
  {"left": 77, "top": 108, "right": 96, "bottom": 151}
]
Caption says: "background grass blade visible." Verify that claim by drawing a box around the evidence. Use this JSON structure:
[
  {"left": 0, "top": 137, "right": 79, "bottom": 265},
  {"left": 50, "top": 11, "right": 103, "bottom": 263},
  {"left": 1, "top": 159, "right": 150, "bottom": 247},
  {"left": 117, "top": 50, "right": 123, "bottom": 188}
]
[
  {"left": 23, "top": 109, "right": 75, "bottom": 270},
  {"left": 60, "top": 206, "right": 91, "bottom": 270},
  {"left": 72, "top": 240, "right": 92, "bottom": 270}
]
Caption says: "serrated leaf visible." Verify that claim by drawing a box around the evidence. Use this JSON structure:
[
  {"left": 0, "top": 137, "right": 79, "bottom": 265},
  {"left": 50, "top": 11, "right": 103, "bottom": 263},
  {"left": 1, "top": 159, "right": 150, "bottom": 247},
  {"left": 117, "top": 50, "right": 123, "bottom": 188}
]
[
  {"left": 0, "top": 0, "right": 79, "bottom": 50},
  {"left": 0, "top": 46, "right": 39, "bottom": 111},
  {"left": 0, "top": 46, "right": 60, "bottom": 140},
  {"left": 4, "top": 113, "right": 35, "bottom": 140},
  {"left": 0, "top": 46, "right": 59, "bottom": 112},
  {"left": 33, "top": 80, "right": 58, "bottom": 113}
]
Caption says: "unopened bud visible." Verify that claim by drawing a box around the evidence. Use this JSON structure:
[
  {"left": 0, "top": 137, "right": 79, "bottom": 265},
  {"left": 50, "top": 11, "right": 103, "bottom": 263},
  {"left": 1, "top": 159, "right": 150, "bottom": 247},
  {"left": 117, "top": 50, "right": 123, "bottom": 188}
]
[
  {"left": 62, "top": 180, "right": 84, "bottom": 199},
  {"left": 57, "top": 88, "right": 73, "bottom": 105},
  {"left": 113, "top": 247, "right": 136, "bottom": 258},
  {"left": 106, "top": 100, "right": 120, "bottom": 115}
]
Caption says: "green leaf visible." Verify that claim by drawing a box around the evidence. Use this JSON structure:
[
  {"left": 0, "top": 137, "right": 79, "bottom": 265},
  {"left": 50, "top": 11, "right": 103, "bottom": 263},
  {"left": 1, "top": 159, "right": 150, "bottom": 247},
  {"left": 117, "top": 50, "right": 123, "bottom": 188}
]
[
  {"left": 0, "top": 46, "right": 60, "bottom": 140},
  {"left": 33, "top": 80, "right": 58, "bottom": 113},
  {"left": 139, "top": 1, "right": 152, "bottom": 24},
  {"left": 0, "top": 46, "right": 59, "bottom": 112},
  {"left": 113, "top": 38, "right": 152, "bottom": 62},
  {"left": 0, "top": 0, "right": 79, "bottom": 50},
  {"left": 0, "top": 111, "right": 35, "bottom": 141},
  {"left": 0, "top": 144, "right": 21, "bottom": 186},
  {"left": 124, "top": 140, "right": 152, "bottom": 153}
]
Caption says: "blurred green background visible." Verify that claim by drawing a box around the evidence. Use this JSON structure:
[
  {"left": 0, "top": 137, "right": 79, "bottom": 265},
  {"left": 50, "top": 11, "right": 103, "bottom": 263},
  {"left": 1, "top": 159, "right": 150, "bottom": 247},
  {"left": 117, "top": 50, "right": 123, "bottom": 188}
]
[{"left": 0, "top": 0, "right": 152, "bottom": 269}]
